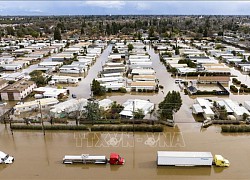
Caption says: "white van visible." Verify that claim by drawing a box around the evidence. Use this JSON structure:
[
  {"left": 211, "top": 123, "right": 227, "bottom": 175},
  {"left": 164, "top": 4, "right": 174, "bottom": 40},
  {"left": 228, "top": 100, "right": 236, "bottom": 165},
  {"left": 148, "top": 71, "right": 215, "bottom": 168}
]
[{"left": 0, "top": 151, "right": 14, "bottom": 164}]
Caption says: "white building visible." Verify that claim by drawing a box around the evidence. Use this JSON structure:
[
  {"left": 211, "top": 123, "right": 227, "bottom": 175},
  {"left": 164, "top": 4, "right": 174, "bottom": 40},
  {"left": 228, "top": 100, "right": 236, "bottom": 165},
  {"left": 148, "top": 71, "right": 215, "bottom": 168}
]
[
  {"left": 50, "top": 98, "right": 88, "bottom": 118},
  {"left": 192, "top": 98, "right": 214, "bottom": 120},
  {"left": 51, "top": 75, "right": 79, "bottom": 84},
  {"left": 119, "top": 99, "right": 154, "bottom": 118}
]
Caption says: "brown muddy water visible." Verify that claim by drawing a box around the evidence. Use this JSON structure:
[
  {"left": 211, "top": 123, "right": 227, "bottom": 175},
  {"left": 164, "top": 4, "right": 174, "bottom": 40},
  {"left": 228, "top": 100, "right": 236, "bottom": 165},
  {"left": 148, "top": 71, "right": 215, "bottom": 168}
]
[{"left": 1, "top": 125, "right": 250, "bottom": 179}]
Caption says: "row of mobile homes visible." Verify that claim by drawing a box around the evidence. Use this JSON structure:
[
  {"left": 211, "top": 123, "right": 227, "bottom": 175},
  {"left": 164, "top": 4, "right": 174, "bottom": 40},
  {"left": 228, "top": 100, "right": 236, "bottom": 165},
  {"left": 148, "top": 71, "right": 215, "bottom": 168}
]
[{"left": 13, "top": 98, "right": 59, "bottom": 115}]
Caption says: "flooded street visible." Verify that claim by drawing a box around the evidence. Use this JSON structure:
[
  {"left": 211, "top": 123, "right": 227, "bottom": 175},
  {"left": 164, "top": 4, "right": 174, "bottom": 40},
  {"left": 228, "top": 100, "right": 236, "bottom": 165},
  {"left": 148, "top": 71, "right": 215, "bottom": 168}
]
[{"left": 1, "top": 125, "right": 250, "bottom": 179}]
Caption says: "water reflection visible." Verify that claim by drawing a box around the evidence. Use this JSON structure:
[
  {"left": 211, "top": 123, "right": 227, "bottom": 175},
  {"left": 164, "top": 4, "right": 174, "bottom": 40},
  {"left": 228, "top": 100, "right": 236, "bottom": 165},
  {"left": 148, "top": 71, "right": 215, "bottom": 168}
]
[
  {"left": 0, "top": 164, "right": 8, "bottom": 173},
  {"left": 157, "top": 166, "right": 212, "bottom": 176}
]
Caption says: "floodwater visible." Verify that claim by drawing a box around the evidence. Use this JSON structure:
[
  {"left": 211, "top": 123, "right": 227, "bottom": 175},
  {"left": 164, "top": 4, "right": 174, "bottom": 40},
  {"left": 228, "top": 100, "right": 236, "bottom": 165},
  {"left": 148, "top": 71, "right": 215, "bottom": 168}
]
[
  {"left": 1, "top": 45, "right": 250, "bottom": 179},
  {"left": 1, "top": 124, "right": 250, "bottom": 179}
]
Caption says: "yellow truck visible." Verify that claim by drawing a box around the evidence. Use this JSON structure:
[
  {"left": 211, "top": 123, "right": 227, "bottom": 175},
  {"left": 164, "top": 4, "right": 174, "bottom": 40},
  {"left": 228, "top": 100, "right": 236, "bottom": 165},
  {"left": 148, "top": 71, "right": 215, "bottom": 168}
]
[{"left": 214, "top": 155, "right": 230, "bottom": 167}]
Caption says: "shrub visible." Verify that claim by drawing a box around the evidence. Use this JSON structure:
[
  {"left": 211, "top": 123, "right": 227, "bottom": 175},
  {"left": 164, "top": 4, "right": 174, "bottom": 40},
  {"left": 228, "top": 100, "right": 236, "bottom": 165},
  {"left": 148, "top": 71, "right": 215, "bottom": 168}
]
[
  {"left": 138, "top": 89, "right": 142, "bottom": 92},
  {"left": 119, "top": 87, "right": 127, "bottom": 93},
  {"left": 184, "top": 89, "right": 188, "bottom": 95},
  {"left": 107, "top": 88, "right": 112, "bottom": 93}
]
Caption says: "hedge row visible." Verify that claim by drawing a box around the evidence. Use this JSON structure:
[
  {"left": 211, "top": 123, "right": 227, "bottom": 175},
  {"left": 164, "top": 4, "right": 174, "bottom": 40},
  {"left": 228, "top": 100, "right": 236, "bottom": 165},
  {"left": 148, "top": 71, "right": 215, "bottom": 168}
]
[
  {"left": 195, "top": 90, "right": 217, "bottom": 95},
  {"left": 91, "top": 125, "right": 163, "bottom": 132},
  {"left": 10, "top": 125, "right": 88, "bottom": 131},
  {"left": 221, "top": 125, "right": 250, "bottom": 133},
  {"left": 80, "top": 120, "right": 121, "bottom": 124}
]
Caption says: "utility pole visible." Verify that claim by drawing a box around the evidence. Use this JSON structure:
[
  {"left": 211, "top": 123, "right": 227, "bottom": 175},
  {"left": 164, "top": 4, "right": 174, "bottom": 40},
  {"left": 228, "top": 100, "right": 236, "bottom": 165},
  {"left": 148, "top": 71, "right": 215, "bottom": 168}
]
[
  {"left": 133, "top": 100, "right": 135, "bottom": 136},
  {"left": 39, "top": 101, "right": 45, "bottom": 136}
]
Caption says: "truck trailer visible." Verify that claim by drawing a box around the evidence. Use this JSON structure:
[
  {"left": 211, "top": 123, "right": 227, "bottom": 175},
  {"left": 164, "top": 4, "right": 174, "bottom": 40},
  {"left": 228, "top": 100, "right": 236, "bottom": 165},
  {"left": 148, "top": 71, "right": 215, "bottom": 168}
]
[
  {"left": 0, "top": 151, "right": 14, "bottom": 164},
  {"left": 63, "top": 153, "right": 125, "bottom": 165},
  {"left": 157, "top": 151, "right": 230, "bottom": 167}
]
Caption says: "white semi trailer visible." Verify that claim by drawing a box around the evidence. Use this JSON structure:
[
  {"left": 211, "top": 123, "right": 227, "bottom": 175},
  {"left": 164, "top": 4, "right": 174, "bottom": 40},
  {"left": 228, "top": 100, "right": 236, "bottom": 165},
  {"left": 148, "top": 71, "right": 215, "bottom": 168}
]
[
  {"left": 157, "top": 151, "right": 209, "bottom": 166},
  {"left": 157, "top": 151, "right": 229, "bottom": 167}
]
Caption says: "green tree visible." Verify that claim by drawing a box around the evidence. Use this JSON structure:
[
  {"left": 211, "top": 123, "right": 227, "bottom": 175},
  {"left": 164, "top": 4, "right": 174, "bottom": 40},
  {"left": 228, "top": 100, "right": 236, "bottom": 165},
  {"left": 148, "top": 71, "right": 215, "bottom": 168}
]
[
  {"left": 219, "top": 105, "right": 228, "bottom": 120},
  {"left": 127, "top": 44, "right": 134, "bottom": 51},
  {"left": 54, "top": 27, "right": 61, "bottom": 40},
  {"left": 133, "top": 109, "right": 145, "bottom": 119},
  {"left": 91, "top": 79, "right": 106, "bottom": 96},
  {"left": 218, "top": 31, "right": 224, "bottom": 36},
  {"left": 243, "top": 113, "right": 249, "bottom": 121},
  {"left": 29, "top": 70, "right": 48, "bottom": 86},
  {"left": 148, "top": 27, "right": 154, "bottom": 38},
  {"left": 158, "top": 91, "right": 182, "bottom": 120},
  {"left": 6, "top": 27, "right": 15, "bottom": 36},
  {"left": 113, "top": 48, "right": 119, "bottom": 53},
  {"left": 175, "top": 47, "right": 180, "bottom": 55},
  {"left": 105, "top": 101, "right": 123, "bottom": 119},
  {"left": 84, "top": 101, "right": 101, "bottom": 124}
]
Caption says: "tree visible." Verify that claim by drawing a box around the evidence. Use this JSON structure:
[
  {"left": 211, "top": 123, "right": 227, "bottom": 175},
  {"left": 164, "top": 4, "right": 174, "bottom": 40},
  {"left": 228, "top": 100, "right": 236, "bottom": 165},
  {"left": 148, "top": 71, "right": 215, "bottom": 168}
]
[
  {"left": 105, "top": 101, "right": 123, "bottom": 119},
  {"left": 6, "top": 27, "right": 15, "bottom": 36},
  {"left": 158, "top": 91, "right": 182, "bottom": 120},
  {"left": 133, "top": 109, "right": 145, "bottom": 119},
  {"left": 219, "top": 105, "right": 227, "bottom": 120},
  {"left": 91, "top": 79, "right": 106, "bottom": 96},
  {"left": 148, "top": 27, "right": 154, "bottom": 38},
  {"left": 175, "top": 47, "right": 180, "bottom": 55},
  {"left": 54, "top": 27, "right": 61, "bottom": 40},
  {"left": 127, "top": 44, "right": 134, "bottom": 51},
  {"left": 29, "top": 70, "right": 48, "bottom": 86},
  {"left": 84, "top": 101, "right": 101, "bottom": 124},
  {"left": 243, "top": 113, "right": 249, "bottom": 121},
  {"left": 218, "top": 31, "right": 224, "bottom": 36},
  {"left": 113, "top": 48, "right": 119, "bottom": 53}
]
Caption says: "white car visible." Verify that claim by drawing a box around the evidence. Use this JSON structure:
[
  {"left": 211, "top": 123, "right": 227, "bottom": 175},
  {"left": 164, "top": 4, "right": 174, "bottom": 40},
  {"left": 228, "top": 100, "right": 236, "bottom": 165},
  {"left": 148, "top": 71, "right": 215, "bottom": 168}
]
[{"left": 0, "top": 151, "right": 14, "bottom": 164}]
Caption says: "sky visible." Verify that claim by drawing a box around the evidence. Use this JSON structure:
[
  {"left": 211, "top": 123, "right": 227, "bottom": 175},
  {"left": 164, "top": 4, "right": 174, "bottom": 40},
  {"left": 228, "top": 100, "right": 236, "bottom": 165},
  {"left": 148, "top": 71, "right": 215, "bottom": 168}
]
[{"left": 0, "top": 1, "right": 250, "bottom": 15}]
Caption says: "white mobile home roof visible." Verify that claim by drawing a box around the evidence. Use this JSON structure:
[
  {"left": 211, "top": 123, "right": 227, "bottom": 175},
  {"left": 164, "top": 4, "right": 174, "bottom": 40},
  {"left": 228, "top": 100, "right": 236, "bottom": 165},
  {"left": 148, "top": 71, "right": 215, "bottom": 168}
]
[
  {"left": 14, "top": 98, "right": 59, "bottom": 109},
  {"left": 131, "top": 69, "right": 155, "bottom": 75},
  {"left": 192, "top": 104, "right": 204, "bottom": 114},
  {"left": 224, "top": 99, "right": 250, "bottom": 116},
  {"left": 244, "top": 101, "right": 250, "bottom": 111}
]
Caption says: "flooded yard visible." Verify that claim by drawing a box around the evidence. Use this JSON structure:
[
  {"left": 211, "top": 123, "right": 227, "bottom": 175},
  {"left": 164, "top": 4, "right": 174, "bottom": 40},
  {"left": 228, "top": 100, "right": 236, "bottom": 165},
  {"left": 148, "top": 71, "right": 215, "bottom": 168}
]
[{"left": 1, "top": 124, "right": 250, "bottom": 179}]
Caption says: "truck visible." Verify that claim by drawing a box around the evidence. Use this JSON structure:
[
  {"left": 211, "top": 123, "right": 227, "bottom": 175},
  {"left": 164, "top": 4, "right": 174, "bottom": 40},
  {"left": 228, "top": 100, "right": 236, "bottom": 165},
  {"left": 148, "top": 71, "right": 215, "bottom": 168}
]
[
  {"left": 63, "top": 153, "right": 125, "bottom": 165},
  {"left": 157, "top": 151, "right": 230, "bottom": 167},
  {"left": 0, "top": 151, "right": 14, "bottom": 164}
]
